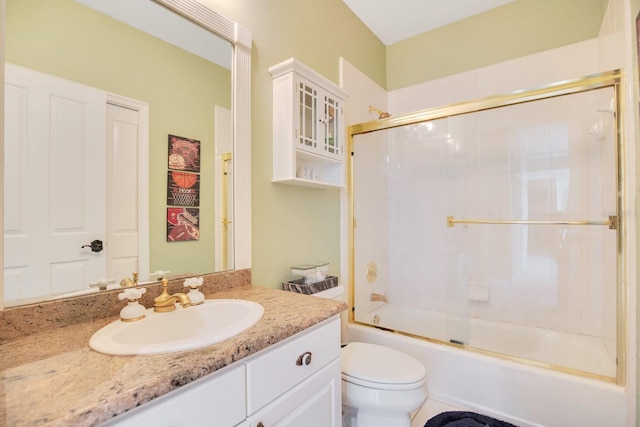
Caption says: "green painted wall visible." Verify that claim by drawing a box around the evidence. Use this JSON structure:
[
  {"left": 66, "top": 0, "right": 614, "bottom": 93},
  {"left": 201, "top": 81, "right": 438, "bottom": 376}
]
[
  {"left": 6, "top": 0, "right": 231, "bottom": 276},
  {"left": 387, "top": 0, "right": 608, "bottom": 90},
  {"left": 199, "top": 0, "right": 386, "bottom": 288}
]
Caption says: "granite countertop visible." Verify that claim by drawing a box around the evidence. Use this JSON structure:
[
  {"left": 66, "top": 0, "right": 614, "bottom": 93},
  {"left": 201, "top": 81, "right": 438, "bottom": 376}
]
[{"left": 0, "top": 285, "right": 347, "bottom": 427}]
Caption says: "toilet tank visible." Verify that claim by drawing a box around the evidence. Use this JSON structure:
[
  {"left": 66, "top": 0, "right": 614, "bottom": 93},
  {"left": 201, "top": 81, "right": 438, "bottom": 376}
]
[{"left": 309, "top": 285, "right": 344, "bottom": 301}]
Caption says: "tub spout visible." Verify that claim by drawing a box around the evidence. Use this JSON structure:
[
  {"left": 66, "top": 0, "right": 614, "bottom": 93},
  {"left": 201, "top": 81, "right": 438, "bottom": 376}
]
[{"left": 370, "top": 292, "right": 388, "bottom": 303}]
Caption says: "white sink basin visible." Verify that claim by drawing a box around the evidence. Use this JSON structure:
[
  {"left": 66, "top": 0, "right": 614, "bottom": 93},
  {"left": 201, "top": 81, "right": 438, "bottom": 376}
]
[{"left": 89, "top": 299, "right": 264, "bottom": 355}]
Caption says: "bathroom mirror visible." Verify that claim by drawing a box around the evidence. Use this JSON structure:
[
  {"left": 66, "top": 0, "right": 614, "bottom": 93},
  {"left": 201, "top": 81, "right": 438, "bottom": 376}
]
[{"left": 1, "top": 0, "right": 252, "bottom": 308}]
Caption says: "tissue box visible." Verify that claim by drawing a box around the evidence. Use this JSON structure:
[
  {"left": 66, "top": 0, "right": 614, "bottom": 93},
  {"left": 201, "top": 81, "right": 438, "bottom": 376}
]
[
  {"left": 282, "top": 276, "right": 338, "bottom": 295},
  {"left": 290, "top": 264, "right": 318, "bottom": 284},
  {"left": 313, "top": 262, "right": 330, "bottom": 278},
  {"left": 290, "top": 262, "right": 330, "bottom": 284}
]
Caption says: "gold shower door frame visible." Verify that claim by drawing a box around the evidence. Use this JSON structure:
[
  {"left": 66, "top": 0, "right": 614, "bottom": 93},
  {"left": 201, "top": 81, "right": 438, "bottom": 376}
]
[{"left": 347, "top": 69, "right": 625, "bottom": 385}]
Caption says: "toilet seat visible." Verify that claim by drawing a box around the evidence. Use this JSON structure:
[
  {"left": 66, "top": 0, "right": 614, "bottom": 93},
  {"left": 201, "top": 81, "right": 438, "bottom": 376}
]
[{"left": 341, "top": 342, "right": 426, "bottom": 390}]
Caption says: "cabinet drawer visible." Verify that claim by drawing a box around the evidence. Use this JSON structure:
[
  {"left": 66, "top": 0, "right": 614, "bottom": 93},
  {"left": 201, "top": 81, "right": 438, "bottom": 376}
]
[{"left": 246, "top": 317, "right": 340, "bottom": 414}]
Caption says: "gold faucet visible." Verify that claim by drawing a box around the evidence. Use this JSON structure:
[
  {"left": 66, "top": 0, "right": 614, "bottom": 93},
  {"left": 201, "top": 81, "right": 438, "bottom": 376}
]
[
  {"left": 154, "top": 278, "right": 192, "bottom": 312},
  {"left": 370, "top": 292, "right": 388, "bottom": 303},
  {"left": 120, "top": 272, "right": 138, "bottom": 287}
]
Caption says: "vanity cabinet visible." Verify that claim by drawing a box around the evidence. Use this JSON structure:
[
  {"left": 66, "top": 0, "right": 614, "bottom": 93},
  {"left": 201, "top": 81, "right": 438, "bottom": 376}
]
[
  {"left": 102, "top": 317, "right": 341, "bottom": 427},
  {"left": 270, "top": 58, "right": 349, "bottom": 189}
]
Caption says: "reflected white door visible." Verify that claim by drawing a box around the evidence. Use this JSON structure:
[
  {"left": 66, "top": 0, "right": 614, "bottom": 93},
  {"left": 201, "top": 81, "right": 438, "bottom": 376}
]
[
  {"left": 4, "top": 64, "right": 107, "bottom": 301},
  {"left": 106, "top": 104, "right": 139, "bottom": 284}
]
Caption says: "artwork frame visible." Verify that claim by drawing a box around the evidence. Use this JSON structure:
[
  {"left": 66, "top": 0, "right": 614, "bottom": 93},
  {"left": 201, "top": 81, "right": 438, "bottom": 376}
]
[
  {"left": 167, "top": 207, "right": 200, "bottom": 242},
  {"left": 168, "top": 134, "right": 201, "bottom": 172},
  {"left": 167, "top": 170, "right": 200, "bottom": 207}
]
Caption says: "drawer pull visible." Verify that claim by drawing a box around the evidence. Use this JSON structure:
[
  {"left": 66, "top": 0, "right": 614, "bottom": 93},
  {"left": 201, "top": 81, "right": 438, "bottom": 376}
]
[
  {"left": 257, "top": 423, "right": 265, "bottom": 427},
  {"left": 296, "top": 351, "right": 312, "bottom": 366}
]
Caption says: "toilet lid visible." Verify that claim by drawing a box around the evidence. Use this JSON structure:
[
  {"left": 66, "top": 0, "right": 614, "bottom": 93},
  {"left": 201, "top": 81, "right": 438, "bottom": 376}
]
[{"left": 341, "top": 342, "right": 426, "bottom": 386}]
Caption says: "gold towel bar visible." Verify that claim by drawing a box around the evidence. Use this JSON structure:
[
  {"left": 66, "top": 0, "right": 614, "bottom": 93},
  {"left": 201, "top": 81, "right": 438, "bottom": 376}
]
[{"left": 447, "top": 215, "right": 618, "bottom": 230}]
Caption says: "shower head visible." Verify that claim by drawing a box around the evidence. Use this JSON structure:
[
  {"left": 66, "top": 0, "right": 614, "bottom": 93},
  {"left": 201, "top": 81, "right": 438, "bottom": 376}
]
[{"left": 368, "top": 105, "right": 391, "bottom": 119}]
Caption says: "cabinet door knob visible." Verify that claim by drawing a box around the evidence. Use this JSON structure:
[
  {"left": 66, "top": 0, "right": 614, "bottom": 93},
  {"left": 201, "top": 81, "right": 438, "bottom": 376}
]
[
  {"left": 257, "top": 423, "right": 265, "bottom": 427},
  {"left": 296, "top": 351, "right": 312, "bottom": 366}
]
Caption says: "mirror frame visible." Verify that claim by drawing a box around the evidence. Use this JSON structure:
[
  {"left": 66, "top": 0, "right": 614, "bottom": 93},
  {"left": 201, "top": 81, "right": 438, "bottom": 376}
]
[{"left": 0, "top": 0, "right": 252, "bottom": 309}]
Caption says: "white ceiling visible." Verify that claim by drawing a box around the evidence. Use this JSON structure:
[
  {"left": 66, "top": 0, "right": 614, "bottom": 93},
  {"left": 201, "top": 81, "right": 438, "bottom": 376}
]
[{"left": 342, "top": 0, "right": 517, "bottom": 45}]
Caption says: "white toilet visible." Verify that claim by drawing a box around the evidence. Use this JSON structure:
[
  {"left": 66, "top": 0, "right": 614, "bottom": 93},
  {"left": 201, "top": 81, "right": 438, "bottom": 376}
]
[
  {"left": 341, "top": 342, "right": 428, "bottom": 427},
  {"left": 312, "top": 286, "right": 429, "bottom": 427}
]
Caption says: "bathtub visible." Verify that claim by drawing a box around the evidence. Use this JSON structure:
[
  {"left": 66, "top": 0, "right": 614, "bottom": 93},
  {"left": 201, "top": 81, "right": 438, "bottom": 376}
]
[
  {"left": 347, "top": 306, "right": 626, "bottom": 427},
  {"left": 361, "top": 304, "right": 616, "bottom": 378}
]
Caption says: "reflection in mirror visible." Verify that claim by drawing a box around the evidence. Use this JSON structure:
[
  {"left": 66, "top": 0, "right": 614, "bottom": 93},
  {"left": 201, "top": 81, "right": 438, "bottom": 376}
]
[{"left": 3, "top": 0, "right": 235, "bottom": 307}]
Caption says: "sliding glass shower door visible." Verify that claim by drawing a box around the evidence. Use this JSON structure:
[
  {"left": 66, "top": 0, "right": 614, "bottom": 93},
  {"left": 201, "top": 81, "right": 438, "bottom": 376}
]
[{"left": 350, "top": 76, "right": 621, "bottom": 381}]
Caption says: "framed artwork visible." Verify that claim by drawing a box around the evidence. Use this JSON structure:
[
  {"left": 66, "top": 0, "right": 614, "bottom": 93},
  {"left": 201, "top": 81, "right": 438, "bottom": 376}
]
[
  {"left": 167, "top": 171, "right": 200, "bottom": 207},
  {"left": 168, "top": 134, "right": 200, "bottom": 172},
  {"left": 167, "top": 207, "right": 200, "bottom": 242}
]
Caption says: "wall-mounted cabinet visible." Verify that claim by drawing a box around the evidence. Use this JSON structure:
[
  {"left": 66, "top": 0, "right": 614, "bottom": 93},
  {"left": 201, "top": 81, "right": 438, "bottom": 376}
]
[{"left": 270, "top": 58, "right": 349, "bottom": 189}]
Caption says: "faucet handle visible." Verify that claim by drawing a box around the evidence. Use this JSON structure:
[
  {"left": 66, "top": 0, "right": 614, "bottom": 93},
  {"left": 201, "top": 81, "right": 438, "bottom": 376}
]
[
  {"left": 183, "top": 277, "right": 205, "bottom": 305},
  {"left": 183, "top": 277, "right": 204, "bottom": 289},
  {"left": 150, "top": 270, "right": 171, "bottom": 280},
  {"left": 118, "top": 288, "right": 147, "bottom": 322},
  {"left": 118, "top": 287, "right": 146, "bottom": 301},
  {"left": 89, "top": 278, "right": 116, "bottom": 291}
]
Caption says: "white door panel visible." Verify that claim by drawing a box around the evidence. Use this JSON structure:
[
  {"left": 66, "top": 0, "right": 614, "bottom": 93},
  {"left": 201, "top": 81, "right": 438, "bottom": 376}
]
[{"left": 4, "top": 64, "right": 107, "bottom": 301}]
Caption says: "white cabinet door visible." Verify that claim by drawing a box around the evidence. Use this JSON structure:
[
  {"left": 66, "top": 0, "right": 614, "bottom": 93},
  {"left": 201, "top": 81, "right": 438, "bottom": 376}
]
[
  {"left": 101, "top": 364, "right": 246, "bottom": 427},
  {"left": 247, "top": 359, "right": 341, "bottom": 427},
  {"left": 296, "top": 75, "right": 320, "bottom": 154},
  {"left": 319, "top": 89, "right": 342, "bottom": 159}
]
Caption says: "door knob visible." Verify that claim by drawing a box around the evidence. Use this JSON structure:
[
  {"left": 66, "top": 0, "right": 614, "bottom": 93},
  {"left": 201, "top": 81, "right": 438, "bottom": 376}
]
[{"left": 81, "top": 239, "right": 103, "bottom": 252}]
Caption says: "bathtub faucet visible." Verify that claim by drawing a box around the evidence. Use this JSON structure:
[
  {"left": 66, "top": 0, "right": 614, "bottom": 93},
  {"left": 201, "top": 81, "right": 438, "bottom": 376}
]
[{"left": 370, "top": 292, "right": 388, "bottom": 303}]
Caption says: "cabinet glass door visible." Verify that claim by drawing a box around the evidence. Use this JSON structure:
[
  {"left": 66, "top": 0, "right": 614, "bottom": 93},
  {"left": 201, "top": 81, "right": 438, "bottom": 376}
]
[
  {"left": 322, "top": 96, "right": 340, "bottom": 158},
  {"left": 298, "top": 79, "right": 318, "bottom": 151}
]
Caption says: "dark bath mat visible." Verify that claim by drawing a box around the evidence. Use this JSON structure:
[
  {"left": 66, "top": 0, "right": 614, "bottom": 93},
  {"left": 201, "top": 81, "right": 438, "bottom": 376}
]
[{"left": 425, "top": 411, "right": 518, "bottom": 427}]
